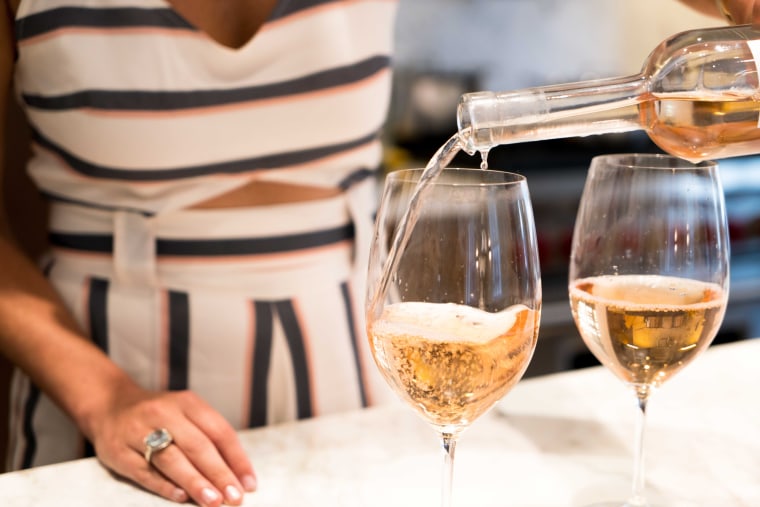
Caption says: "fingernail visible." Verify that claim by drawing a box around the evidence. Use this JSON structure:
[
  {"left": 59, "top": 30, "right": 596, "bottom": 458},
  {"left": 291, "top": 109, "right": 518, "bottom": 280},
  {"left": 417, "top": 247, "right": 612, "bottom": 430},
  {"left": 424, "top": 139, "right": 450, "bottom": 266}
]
[
  {"left": 201, "top": 487, "right": 219, "bottom": 505},
  {"left": 224, "top": 484, "right": 242, "bottom": 502},
  {"left": 241, "top": 474, "right": 257, "bottom": 492},
  {"left": 171, "top": 488, "right": 188, "bottom": 503}
]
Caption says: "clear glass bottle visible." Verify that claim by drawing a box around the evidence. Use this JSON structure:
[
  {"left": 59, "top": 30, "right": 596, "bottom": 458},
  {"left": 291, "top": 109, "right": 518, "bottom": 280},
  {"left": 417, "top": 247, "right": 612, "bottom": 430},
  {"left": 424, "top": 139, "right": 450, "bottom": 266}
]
[{"left": 457, "top": 24, "right": 760, "bottom": 162}]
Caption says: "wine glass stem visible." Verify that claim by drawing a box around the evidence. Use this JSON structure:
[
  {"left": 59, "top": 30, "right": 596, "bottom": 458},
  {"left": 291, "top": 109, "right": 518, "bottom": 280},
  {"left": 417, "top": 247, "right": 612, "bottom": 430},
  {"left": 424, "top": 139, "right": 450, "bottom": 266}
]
[
  {"left": 629, "top": 393, "right": 649, "bottom": 506},
  {"left": 440, "top": 433, "right": 458, "bottom": 507}
]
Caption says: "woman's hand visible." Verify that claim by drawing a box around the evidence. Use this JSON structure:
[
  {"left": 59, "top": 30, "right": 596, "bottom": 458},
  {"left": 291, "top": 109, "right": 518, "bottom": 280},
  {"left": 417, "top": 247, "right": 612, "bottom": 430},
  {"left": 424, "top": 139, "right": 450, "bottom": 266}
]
[
  {"left": 714, "top": 0, "right": 760, "bottom": 23},
  {"left": 678, "top": 0, "right": 760, "bottom": 24},
  {"left": 87, "top": 383, "right": 257, "bottom": 506}
]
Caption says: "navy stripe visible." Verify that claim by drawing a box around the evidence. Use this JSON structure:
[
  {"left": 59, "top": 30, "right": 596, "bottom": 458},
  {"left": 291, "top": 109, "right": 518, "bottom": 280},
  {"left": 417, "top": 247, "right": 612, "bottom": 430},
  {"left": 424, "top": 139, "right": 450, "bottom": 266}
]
[
  {"left": 32, "top": 128, "right": 379, "bottom": 181},
  {"left": 167, "top": 291, "right": 190, "bottom": 391},
  {"left": 84, "top": 277, "right": 107, "bottom": 460},
  {"left": 275, "top": 300, "right": 312, "bottom": 419},
  {"left": 49, "top": 232, "right": 113, "bottom": 252},
  {"left": 270, "top": 0, "right": 342, "bottom": 21},
  {"left": 341, "top": 282, "right": 368, "bottom": 407},
  {"left": 22, "top": 56, "right": 389, "bottom": 112},
  {"left": 338, "top": 167, "right": 378, "bottom": 191},
  {"left": 88, "top": 278, "right": 110, "bottom": 354},
  {"left": 15, "top": 1, "right": 343, "bottom": 41},
  {"left": 49, "top": 223, "right": 354, "bottom": 256},
  {"left": 20, "top": 385, "right": 41, "bottom": 469},
  {"left": 156, "top": 224, "right": 354, "bottom": 255},
  {"left": 15, "top": 7, "right": 194, "bottom": 41},
  {"left": 249, "top": 302, "right": 273, "bottom": 428}
]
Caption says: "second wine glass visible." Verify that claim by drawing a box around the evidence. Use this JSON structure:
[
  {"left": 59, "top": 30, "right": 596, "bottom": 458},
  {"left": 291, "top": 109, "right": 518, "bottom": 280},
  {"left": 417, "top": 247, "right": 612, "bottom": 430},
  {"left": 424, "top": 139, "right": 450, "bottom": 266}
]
[
  {"left": 569, "top": 153, "right": 730, "bottom": 507},
  {"left": 366, "top": 167, "right": 542, "bottom": 507}
]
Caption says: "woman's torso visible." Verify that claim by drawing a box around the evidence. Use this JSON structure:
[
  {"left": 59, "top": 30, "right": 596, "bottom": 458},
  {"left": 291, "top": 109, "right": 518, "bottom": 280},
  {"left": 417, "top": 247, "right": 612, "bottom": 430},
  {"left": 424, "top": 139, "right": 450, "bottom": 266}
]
[{"left": 11, "top": 0, "right": 397, "bottom": 214}]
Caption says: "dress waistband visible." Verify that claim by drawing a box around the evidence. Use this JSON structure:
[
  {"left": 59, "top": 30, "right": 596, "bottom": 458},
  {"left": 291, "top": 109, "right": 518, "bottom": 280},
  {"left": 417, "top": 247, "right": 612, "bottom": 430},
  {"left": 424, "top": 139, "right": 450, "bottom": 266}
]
[{"left": 45, "top": 178, "right": 378, "bottom": 297}]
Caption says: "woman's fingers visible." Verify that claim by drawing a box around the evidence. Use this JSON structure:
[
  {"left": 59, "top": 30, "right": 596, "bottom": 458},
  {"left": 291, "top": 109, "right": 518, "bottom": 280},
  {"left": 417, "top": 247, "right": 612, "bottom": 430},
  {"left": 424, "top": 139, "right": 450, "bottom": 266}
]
[
  {"left": 183, "top": 394, "right": 258, "bottom": 492},
  {"left": 152, "top": 419, "right": 246, "bottom": 505},
  {"left": 106, "top": 449, "right": 189, "bottom": 504},
  {"left": 90, "top": 388, "right": 255, "bottom": 505},
  {"left": 149, "top": 443, "right": 236, "bottom": 507}
]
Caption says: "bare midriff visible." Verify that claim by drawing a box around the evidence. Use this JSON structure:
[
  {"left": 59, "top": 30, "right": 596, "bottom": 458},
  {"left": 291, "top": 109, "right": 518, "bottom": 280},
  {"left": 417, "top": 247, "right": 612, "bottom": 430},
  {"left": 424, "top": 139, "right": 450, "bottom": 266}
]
[{"left": 189, "top": 180, "right": 343, "bottom": 209}]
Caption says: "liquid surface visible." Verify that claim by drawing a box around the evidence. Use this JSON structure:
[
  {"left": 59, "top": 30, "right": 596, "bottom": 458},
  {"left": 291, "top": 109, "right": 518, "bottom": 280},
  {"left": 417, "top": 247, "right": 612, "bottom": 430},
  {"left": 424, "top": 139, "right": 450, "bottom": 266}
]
[
  {"left": 368, "top": 302, "right": 538, "bottom": 433},
  {"left": 569, "top": 274, "right": 727, "bottom": 390}
]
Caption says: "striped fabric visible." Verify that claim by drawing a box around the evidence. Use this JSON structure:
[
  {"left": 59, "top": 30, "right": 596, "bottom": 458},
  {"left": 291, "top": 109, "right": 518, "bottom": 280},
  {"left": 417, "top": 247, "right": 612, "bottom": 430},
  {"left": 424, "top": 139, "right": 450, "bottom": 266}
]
[
  {"left": 14, "top": 0, "right": 397, "bottom": 212},
  {"left": 7, "top": 0, "right": 399, "bottom": 470}
]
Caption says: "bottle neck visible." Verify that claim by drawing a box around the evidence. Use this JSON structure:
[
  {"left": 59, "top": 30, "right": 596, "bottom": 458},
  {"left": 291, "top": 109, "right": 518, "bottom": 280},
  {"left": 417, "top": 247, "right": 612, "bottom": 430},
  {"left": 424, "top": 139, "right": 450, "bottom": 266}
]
[{"left": 457, "top": 74, "right": 649, "bottom": 154}]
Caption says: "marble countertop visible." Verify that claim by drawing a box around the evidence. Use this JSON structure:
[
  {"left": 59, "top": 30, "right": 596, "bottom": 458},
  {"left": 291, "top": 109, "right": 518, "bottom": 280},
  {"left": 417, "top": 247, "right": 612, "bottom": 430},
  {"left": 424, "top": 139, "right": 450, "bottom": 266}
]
[{"left": 1, "top": 339, "right": 759, "bottom": 507}]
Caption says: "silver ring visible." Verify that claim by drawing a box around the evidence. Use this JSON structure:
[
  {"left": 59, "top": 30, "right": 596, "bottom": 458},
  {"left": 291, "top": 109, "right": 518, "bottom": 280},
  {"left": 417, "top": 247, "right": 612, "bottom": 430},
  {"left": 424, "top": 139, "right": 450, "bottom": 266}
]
[{"left": 143, "top": 428, "right": 174, "bottom": 464}]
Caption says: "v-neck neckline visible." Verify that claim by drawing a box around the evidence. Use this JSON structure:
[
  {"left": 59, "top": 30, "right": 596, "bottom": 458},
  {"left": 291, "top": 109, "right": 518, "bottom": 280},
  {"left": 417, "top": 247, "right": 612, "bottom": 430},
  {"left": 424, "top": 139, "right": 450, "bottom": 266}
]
[{"left": 158, "top": 0, "right": 287, "bottom": 53}]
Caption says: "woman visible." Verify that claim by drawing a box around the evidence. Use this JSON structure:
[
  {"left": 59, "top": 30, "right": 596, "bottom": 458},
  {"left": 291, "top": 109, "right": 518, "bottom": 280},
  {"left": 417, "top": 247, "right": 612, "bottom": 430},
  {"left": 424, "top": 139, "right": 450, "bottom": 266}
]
[{"left": 0, "top": 1, "right": 396, "bottom": 506}]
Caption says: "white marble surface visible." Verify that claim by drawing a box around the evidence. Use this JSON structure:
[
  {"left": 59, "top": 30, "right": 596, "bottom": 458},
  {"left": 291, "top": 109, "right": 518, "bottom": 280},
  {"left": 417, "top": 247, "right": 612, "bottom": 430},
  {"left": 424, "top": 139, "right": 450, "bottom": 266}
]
[{"left": 2, "top": 340, "right": 759, "bottom": 507}]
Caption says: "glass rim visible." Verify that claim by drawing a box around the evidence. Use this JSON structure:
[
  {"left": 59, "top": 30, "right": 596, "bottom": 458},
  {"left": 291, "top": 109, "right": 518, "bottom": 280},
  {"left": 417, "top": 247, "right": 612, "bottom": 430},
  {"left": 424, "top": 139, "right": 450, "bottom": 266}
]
[
  {"left": 385, "top": 167, "right": 526, "bottom": 186},
  {"left": 591, "top": 153, "right": 718, "bottom": 170}
]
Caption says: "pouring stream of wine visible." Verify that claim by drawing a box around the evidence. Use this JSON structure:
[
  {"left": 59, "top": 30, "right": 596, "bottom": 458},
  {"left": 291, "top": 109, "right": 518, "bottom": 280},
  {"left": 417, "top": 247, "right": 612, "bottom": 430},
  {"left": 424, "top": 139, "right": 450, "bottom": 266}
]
[{"left": 370, "top": 134, "right": 484, "bottom": 318}]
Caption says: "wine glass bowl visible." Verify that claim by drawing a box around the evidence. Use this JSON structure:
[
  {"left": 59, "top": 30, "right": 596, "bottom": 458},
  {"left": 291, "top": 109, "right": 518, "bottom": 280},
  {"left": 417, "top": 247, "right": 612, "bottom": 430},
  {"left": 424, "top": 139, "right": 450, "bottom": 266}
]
[
  {"left": 568, "top": 153, "right": 729, "bottom": 506},
  {"left": 366, "top": 167, "right": 541, "bottom": 505}
]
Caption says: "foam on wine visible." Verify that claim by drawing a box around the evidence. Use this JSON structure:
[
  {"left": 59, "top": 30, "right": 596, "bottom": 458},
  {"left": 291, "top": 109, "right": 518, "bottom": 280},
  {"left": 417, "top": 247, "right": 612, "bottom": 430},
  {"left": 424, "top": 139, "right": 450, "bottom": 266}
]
[
  {"left": 371, "top": 302, "right": 524, "bottom": 344},
  {"left": 368, "top": 302, "right": 538, "bottom": 432}
]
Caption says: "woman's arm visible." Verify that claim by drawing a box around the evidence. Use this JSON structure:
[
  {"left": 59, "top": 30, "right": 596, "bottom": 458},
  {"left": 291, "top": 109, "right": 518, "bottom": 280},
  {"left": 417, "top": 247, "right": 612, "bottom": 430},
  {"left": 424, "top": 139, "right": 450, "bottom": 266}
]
[{"left": 0, "top": 4, "right": 255, "bottom": 506}]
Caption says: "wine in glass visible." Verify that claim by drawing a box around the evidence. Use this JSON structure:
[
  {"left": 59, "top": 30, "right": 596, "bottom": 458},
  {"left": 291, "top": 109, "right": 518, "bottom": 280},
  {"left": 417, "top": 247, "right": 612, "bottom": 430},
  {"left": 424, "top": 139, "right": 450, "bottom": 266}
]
[
  {"left": 366, "top": 167, "right": 542, "bottom": 507},
  {"left": 568, "top": 153, "right": 729, "bottom": 506}
]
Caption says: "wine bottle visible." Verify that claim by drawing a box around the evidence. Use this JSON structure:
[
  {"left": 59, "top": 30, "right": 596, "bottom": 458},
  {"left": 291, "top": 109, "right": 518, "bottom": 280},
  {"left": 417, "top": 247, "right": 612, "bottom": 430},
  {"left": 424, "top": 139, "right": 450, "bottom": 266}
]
[{"left": 457, "top": 24, "right": 760, "bottom": 162}]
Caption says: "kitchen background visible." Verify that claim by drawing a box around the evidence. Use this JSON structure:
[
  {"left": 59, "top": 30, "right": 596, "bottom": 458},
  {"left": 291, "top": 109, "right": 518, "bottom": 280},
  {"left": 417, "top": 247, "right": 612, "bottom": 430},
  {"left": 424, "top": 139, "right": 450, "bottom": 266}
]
[{"left": 384, "top": 0, "right": 760, "bottom": 376}]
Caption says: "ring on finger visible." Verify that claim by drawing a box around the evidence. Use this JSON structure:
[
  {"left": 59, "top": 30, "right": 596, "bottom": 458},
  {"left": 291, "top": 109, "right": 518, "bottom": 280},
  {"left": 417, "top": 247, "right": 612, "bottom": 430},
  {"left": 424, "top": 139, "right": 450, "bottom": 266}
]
[{"left": 143, "top": 428, "right": 174, "bottom": 465}]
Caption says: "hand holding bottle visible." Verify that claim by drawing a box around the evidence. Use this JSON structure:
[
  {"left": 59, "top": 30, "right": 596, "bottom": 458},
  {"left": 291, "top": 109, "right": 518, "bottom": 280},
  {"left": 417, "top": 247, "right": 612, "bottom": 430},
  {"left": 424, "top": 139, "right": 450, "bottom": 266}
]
[
  {"left": 458, "top": 25, "right": 760, "bottom": 162},
  {"left": 679, "top": 0, "right": 760, "bottom": 24}
]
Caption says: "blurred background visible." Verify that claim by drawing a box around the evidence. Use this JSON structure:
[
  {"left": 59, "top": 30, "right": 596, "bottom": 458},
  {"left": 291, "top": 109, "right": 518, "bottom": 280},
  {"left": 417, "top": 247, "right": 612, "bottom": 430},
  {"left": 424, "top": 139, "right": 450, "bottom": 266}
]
[{"left": 382, "top": 0, "right": 760, "bottom": 376}]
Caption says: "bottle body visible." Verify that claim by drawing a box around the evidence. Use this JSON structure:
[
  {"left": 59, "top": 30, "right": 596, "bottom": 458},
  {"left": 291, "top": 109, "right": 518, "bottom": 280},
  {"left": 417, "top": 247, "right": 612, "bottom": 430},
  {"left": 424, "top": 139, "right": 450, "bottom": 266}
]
[{"left": 457, "top": 25, "right": 760, "bottom": 162}]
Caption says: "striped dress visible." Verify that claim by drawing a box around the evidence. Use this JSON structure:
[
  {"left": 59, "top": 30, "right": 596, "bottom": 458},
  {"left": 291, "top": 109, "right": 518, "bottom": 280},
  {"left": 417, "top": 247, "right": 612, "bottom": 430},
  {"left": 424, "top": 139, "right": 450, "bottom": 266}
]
[{"left": 7, "top": 0, "right": 398, "bottom": 470}]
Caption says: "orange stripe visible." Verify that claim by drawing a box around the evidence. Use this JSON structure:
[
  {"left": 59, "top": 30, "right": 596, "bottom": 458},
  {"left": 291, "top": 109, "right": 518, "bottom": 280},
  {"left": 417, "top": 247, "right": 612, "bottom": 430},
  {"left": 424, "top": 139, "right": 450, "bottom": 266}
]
[
  {"left": 81, "top": 276, "right": 92, "bottom": 339},
  {"left": 50, "top": 247, "right": 111, "bottom": 261},
  {"left": 51, "top": 241, "right": 352, "bottom": 268},
  {"left": 346, "top": 279, "right": 374, "bottom": 406},
  {"left": 17, "top": 26, "right": 204, "bottom": 47},
  {"left": 155, "top": 240, "right": 352, "bottom": 264},
  {"left": 241, "top": 303, "right": 255, "bottom": 428}
]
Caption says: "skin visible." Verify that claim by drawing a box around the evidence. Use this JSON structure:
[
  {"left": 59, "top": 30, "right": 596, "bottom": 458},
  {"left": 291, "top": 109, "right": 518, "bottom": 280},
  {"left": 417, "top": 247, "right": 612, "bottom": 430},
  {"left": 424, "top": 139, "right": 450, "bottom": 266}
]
[
  {"left": 677, "top": 0, "right": 760, "bottom": 23},
  {"left": 0, "top": 0, "right": 757, "bottom": 505}
]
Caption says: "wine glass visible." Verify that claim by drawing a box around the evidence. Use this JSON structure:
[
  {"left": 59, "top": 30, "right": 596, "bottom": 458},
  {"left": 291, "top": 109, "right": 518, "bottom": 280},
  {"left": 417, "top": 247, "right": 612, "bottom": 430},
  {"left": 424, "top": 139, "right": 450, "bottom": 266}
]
[
  {"left": 568, "top": 154, "right": 730, "bottom": 506},
  {"left": 366, "top": 167, "right": 542, "bottom": 507}
]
